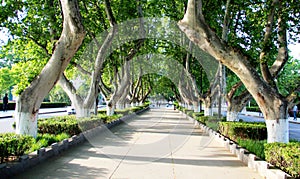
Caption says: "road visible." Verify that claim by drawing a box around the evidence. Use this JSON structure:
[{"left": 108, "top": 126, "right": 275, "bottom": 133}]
[
  {"left": 0, "top": 108, "right": 68, "bottom": 133},
  {"left": 1, "top": 107, "right": 300, "bottom": 141}
]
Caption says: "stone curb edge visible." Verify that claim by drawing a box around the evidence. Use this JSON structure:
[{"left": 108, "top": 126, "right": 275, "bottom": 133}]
[
  {"left": 0, "top": 107, "right": 150, "bottom": 178},
  {"left": 180, "top": 111, "right": 292, "bottom": 179}
]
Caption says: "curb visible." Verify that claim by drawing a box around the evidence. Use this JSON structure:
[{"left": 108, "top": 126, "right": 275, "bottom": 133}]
[
  {"left": 0, "top": 107, "right": 150, "bottom": 178},
  {"left": 289, "top": 120, "right": 300, "bottom": 124},
  {"left": 180, "top": 112, "right": 292, "bottom": 179}
]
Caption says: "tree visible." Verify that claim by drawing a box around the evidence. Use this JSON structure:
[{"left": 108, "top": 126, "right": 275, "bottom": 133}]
[
  {"left": 178, "top": 0, "right": 300, "bottom": 143},
  {"left": 11, "top": 0, "right": 85, "bottom": 137}
]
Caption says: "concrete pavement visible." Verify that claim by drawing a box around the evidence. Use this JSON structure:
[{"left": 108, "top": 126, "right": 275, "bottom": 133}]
[{"left": 14, "top": 108, "right": 262, "bottom": 179}]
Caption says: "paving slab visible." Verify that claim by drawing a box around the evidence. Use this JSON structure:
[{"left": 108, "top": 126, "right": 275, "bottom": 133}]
[{"left": 14, "top": 108, "right": 263, "bottom": 179}]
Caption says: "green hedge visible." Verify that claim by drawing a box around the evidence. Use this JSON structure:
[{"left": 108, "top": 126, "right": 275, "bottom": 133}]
[
  {"left": 265, "top": 142, "right": 300, "bottom": 178},
  {"left": 195, "top": 116, "right": 221, "bottom": 131},
  {"left": 40, "top": 102, "right": 67, "bottom": 108},
  {"left": 246, "top": 106, "right": 261, "bottom": 112},
  {"left": 219, "top": 122, "right": 267, "bottom": 141},
  {"left": 38, "top": 116, "right": 81, "bottom": 136},
  {"left": 192, "top": 112, "right": 204, "bottom": 118},
  {"left": 99, "top": 103, "right": 150, "bottom": 115},
  {"left": 115, "top": 109, "right": 132, "bottom": 116},
  {"left": 0, "top": 102, "right": 67, "bottom": 111},
  {"left": 30, "top": 133, "right": 70, "bottom": 152},
  {"left": 237, "top": 138, "right": 266, "bottom": 160},
  {"left": 0, "top": 133, "right": 34, "bottom": 163},
  {"left": 38, "top": 114, "right": 123, "bottom": 135},
  {"left": 0, "top": 103, "right": 15, "bottom": 110}
]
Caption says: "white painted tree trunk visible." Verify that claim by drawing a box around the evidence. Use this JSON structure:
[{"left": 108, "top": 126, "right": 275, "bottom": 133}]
[
  {"left": 265, "top": 119, "right": 289, "bottom": 143},
  {"left": 116, "top": 103, "right": 125, "bottom": 110},
  {"left": 106, "top": 105, "right": 115, "bottom": 116},
  {"left": 15, "top": 111, "right": 38, "bottom": 138},
  {"left": 192, "top": 101, "right": 200, "bottom": 112},
  {"left": 76, "top": 108, "right": 90, "bottom": 118},
  {"left": 226, "top": 111, "right": 239, "bottom": 122},
  {"left": 204, "top": 107, "right": 213, "bottom": 116},
  {"left": 126, "top": 103, "right": 131, "bottom": 108}
]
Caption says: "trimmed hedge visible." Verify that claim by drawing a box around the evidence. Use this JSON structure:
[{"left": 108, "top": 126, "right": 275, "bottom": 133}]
[
  {"left": 237, "top": 138, "right": 266, "bottom": 160},
  {"left": 100, "top": 102, "right": 150, "bottom": 116},
  {"left": 40, "top": 102, "right": 67, "bottom": 108},
  {"left": 38, "top": 116, "right": 80, "bottom": 136},
  {"left": 0, "top": 133, "right": 34, "bottom": 163},
  {"left": 38, "top": 114, "right": 123, "bottom": 135},
  {"left": 265, "top": 142, "right": 300, "bottom": 178},
  {"left": 195, "top": 116, "right": 221, "bottom": 131},
  {"left": 192, "top": 112, "right": 204, "bottom": 118},
  {"left": 218, "top": 122, "right": 267, "bottom": 141},
  {"left": 0, "top": 102, "right": 67, "bottom": 111},
  {"left": 30, "top": 133, "right": 70, "bottom": 152},
  {"left": 246, "top": 106, "right": 261, "bottom": 112}
]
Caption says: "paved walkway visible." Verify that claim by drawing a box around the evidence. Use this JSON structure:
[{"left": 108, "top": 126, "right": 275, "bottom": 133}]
[{"left": 14, "top": 108, "right": 262, "bottom": 179}]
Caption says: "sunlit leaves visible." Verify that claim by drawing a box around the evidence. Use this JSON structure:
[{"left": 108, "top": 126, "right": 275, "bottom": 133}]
[
  {"left": 0, "top": 67, "right": 14, "bottom": 94},
  {"left": 10, "top": 59, "right": 46, "bottom": 95},
  {"left": 277, "top": 57, "right": 300, "bottom": 96}
]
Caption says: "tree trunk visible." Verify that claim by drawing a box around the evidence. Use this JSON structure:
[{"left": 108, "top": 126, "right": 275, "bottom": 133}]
[
  {"left": 107, "top": 60, "right": 131, "bottom": 115},
  {"left": 266, "top": 119, "right": 289, "bottom": 143},
  {"left": 226, "top": 82, "right": 252, "bottom": 121},
  {"left": 16, "top": 0, "right": 85, "bottom": 137},
  {"left": 106, "top": 104, "right": 115, "bottom": 116},
  {"left": 178, "top": 0, "right": 289, "bottom": 143},
  {"left": 204, "top": 107, "right": 213, "bottom": 116},
  {"left": 192, "top": 101, "right": 200, "bottom": 112},
  {"left": 226, "top": 111, "right": 239, "bottom": 122}
]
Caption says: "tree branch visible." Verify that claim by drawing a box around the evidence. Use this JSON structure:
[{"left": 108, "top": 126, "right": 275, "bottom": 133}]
[
  {"left": 70, "top": 61, "right": 91, "bottom": 76},
  {"left": 259, "top": 0, "right": 278, "bottom": 86},
  {"left": 28, "top": 35, "right": 51, "bottom": 57},
  {"left": 104, "top": 0, "right": 117, "bottom": 26},
  {"left": 269, "top": 1, "right": 288, "bottom": 78}
]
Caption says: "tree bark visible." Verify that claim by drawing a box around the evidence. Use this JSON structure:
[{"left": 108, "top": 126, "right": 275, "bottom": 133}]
[{"left": 15, "top": 0, "right": 85, "bottom": 137}]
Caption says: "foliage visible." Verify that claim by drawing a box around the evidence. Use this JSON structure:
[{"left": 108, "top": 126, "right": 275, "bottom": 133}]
[
  {"left": 246, "top": 106, "right": 261, "bottom": 113},
  {"left": 191, "top": 112, "right": 205, "bottom": 118},
  {"left": 265, "top": 142, "right": 300, "bottom": 178},
  {"left": 38, "top": 104, "right": 148, "bottom": 135},
  {"left": 30, "top": 133, "right": 70, "bottom": 152},
  {"left": 277, "top": 57, "right": 300, "bottom": 97},
  {"left": 237, "top": 138, "right": 266, "bottom": 160},
  {"left": 38, "top": 116, "right": 80, "bottom": 136},
  {"left": 47, "top": 85, "right": 71, "bottom": 104},
  {"left": 0, "top": 133, "right": 34, "bottom": 163},
  {"left": 149, "top": 75, "right": 177, "bottom": 100},
  {"left": 195, "top": 116, "right": 221, "bottom": 131},
  {"left": 77, "top": 114, "right": 122, "bottom": 130},
  {"left": 10, "top": 58, "right": 47, "bottom": 95},
  {"left": 219, "top": 122, "right": 267, "bottom": 141},
  {"left": 0, "top": 67, "right": 14, "bottom": 95}
]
